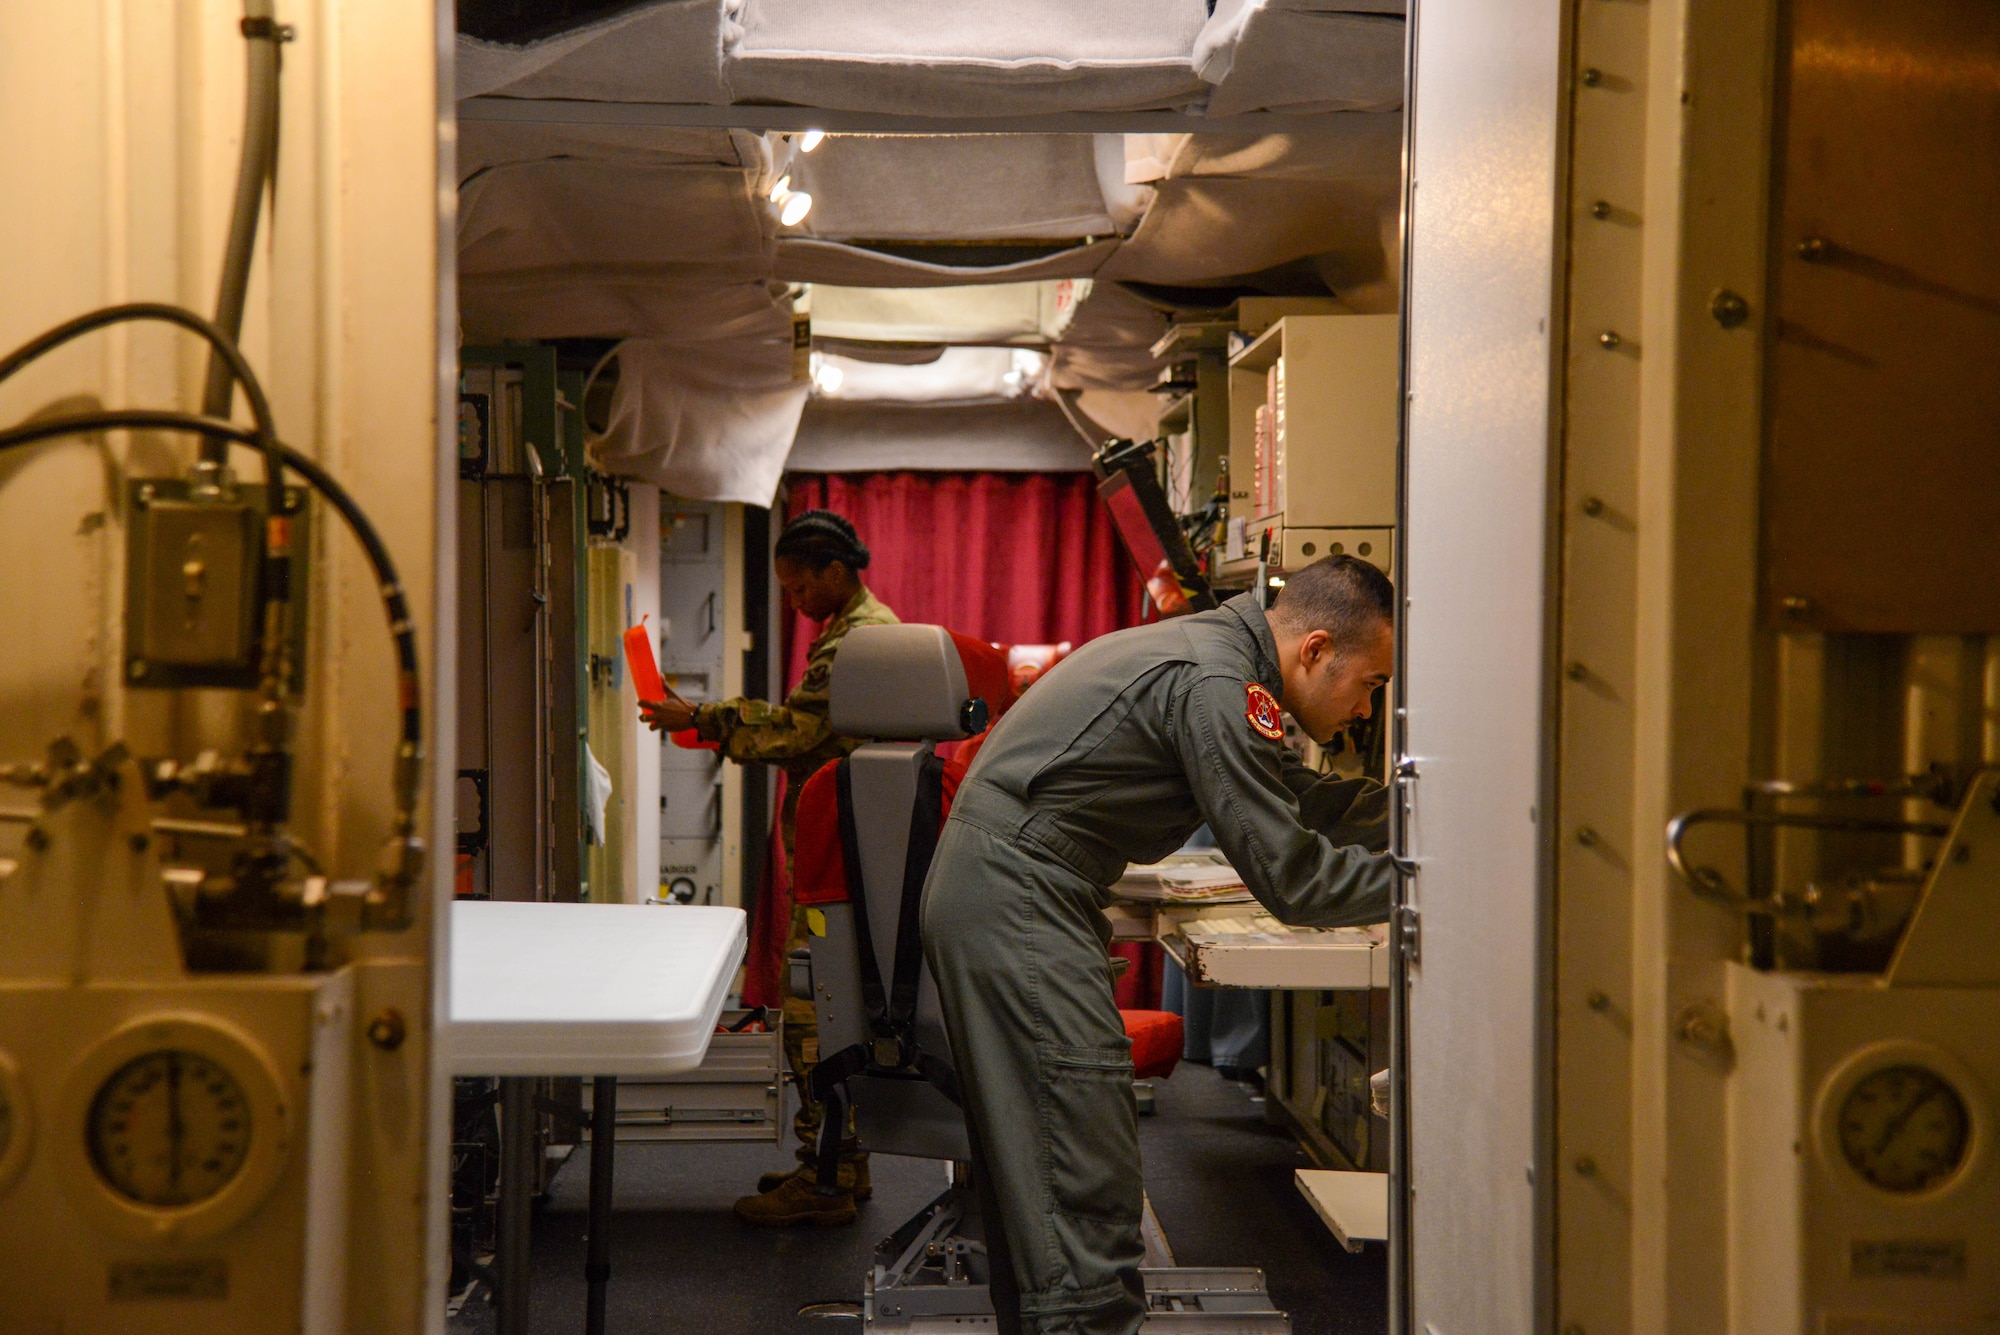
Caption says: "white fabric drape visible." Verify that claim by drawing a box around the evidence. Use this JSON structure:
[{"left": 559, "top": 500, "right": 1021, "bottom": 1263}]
[
  {"left": 784, "top": 401, "right": 1093, "bottom": 473},
  {"left": 591, "top": 296, "right": 809, "bottom": 506}
]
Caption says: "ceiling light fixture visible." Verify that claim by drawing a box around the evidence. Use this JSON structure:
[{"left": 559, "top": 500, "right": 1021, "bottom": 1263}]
[
  {"left": 799, "top": 129, "right": 825, "bottom": 153},
  {"left": 767, "top": 174, "right": 792, "bottom": 203},
  {"left": 780, "top": 191, "right": 813, "bottom": 227}
]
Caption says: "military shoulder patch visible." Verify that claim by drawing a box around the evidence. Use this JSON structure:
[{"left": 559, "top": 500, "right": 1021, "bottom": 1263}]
[{"left": 1245, "top": 682, "right": 1284, "bottom": 740}]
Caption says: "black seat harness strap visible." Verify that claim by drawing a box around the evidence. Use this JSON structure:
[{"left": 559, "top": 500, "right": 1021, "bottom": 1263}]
[{"left": 810, "top": 750, "right": 958, "bottom": 1193}]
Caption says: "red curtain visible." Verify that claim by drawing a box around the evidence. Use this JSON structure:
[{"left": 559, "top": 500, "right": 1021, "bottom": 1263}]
[
  {"left": 741, "top": 470, "right": 1148, "bottom": 1010},
  {"left": 782, "top": 471, "right": 1142, "bottom": 689}
]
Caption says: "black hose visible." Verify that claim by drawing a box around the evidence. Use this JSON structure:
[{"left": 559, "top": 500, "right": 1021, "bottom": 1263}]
[
  {"left": 200, "top": 1, "right": 283, "bottom": 468},
  {"left": 0, "top": 406, "right": 423, "bottom": 752},
  {"left": 0, "top": 303, "right": 285, "bottom": 521}
]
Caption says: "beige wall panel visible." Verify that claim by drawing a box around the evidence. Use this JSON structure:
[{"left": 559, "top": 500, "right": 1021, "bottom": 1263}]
[
  {"left": 1553, "top": 0, "right": 1651, "bottom": 1330},
  {"left": 0, "top": 1, "right": 446, "bottom": 1329},
  {"left": 1627, "top": 0, "right": 1779, "bottom": 1331}
]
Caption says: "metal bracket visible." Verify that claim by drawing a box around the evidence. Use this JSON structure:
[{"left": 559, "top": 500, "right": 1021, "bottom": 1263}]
[
  {"left": 1389, "top": 757, "right": 1419, "bottom": 876},
  {"left": 1394, "top": 905, "right": 1420, "bottom": 965}
]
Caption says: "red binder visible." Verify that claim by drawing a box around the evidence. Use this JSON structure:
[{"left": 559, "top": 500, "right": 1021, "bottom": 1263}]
[{"left": 624, "top": 617, "right": 715, "bottom": 750}]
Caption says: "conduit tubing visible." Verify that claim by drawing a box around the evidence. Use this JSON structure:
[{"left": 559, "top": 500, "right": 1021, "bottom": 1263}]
[{"left": 199, "top": 0, "right": 284, "bottom": 469}]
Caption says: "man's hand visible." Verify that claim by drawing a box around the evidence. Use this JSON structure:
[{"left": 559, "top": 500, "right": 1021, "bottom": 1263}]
[{"left": 639, "top": 690, "right": 697, "bottom": 733}]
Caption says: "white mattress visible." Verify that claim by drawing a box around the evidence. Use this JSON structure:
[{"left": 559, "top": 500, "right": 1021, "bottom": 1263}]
[{"left": 448, "top": 902, "right": 746, "bottom": 1077}]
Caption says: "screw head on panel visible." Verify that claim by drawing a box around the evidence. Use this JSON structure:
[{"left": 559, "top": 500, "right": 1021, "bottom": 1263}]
[
  {"left": 366, "top": 1008, "right": 408, "bottom": 1051},
  {"left": 1580, "top": 68, "right": 1603, "bottom": 87},
  {"left": 1581, "top": 496, "right": 1605, "bottom": 518},
  {"left": 1597, "top": 330, "right": 1622, "bottom": 350},
  {"left": 1710, "top": 289, "right": 1751, "bottom": 329},
  {"left": 1589, "top": 200, "right": 1612, "bottom": 220}
]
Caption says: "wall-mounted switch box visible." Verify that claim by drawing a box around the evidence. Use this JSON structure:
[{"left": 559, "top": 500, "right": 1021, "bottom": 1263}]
[{"left": 125, "top": 479, "right": 309, "bottom": 691}]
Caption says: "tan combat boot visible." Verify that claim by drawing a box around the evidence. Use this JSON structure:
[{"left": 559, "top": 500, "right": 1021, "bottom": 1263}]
[
  {"left": 733, "top": 1171, "right": 858, "bottom": 1227},
  {"left": 756, "top": 1153, "right": 872, "bottom": 1199}
]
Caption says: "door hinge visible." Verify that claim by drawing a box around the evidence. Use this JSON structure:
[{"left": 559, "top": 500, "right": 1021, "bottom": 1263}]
[{"left": 1394, "top": 904, "right": 1420, "bottom": 964}]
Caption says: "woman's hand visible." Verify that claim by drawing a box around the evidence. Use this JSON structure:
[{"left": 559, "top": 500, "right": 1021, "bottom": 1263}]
[{"left": 639, "top": 689, "right": 698, "bottom": 733}]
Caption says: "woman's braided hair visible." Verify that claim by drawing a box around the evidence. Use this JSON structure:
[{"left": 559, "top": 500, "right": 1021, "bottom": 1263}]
[{"left": 775, "top": 509, "right": 870, "bottom": 573}]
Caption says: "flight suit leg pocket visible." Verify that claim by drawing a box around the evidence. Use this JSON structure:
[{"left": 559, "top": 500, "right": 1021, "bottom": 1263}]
[{"left": 1038, "top": 1043, "right": 1143, "bottom": 1227}]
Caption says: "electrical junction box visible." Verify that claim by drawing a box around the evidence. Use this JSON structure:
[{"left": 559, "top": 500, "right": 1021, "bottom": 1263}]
[{"left": 124, "top": 479, "right": 309, "bottom": 692}]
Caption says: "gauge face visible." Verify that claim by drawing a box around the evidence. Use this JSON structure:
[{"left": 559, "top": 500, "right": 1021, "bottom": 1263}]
[
  {"left": 1837, "top": 1063, "right": 1972, "bottom": 1193},
  {"left": 86, "top": 1049, "right": 252, "bottom": 1208}
]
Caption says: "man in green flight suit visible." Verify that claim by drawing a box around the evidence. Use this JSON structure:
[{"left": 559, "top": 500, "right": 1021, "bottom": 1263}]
[
  {"left": 642, "top": 509, "right": 897, "bottom": 1226},
  {"left": 922, "top": 555, "right": 1399, "bottom": 1334}
]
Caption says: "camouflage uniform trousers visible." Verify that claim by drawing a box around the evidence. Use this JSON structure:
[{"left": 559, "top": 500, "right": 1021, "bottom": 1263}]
[{"left": 692, "top": 586, "right": 899, "bottom": 1168}]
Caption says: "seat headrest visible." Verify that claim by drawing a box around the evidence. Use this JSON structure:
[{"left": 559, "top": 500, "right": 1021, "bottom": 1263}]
[{"left": 830, "top": 624, "right": 976, "bottom": 741}]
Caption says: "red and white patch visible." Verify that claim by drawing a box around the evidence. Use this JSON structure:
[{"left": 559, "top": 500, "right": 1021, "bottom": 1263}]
[{"left": 1245, "top": 682, "right": 1285, "bottom": 740}]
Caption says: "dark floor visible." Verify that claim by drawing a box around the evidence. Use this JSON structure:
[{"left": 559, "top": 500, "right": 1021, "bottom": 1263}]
[{"left": 448, "top": 1063, "right": 1386, "bottom": 1334}]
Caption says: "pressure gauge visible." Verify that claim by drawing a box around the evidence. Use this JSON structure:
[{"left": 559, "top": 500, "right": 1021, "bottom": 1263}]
[
  {"left": 87, "top": 1049, "right": 252, "bottom": 1207},
  {"left": 59, "top": 1014, "right": 290, "bottom": 1242},
  {"left": 1817, "top": 1041, "right": 1988, "bottom": 1202},
  {"left": 0, "top": 1050, "right": 31, "bottom": 1198},
  {"left": 1836, "top": 1064, "right": 1971, "bottom": 1194}
]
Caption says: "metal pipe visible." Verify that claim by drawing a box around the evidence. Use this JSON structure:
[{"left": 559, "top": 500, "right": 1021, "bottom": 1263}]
[
  {"left": 496, "top": 1077, "right": 537, "bottom": 1335},
  {"left": 585, "top": 1076, "right": 619, "bottom": 1335},
  {"left": 1665, "top": 807, "right": 1952, "bottom": 907},
  {"left": 198, "top": 1, "right": 284, "bottom": 469}
]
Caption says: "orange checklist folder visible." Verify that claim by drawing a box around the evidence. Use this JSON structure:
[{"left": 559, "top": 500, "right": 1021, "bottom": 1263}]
[{"left": 622, "top": 617, "right": 667, "bottom": 704}]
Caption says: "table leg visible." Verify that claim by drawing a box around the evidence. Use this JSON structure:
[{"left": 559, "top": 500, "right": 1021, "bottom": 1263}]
[
  {"left": 585, "top": 1075, "right": 618, "bottom": 1335},
  {"left": 497, "top": 1076, "right": 536, "bottom": 1335}
]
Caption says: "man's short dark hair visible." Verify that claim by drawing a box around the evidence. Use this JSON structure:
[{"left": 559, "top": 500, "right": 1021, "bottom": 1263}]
[{"left": 1268, "top": 555, "right": 1395, "bottom": 653}]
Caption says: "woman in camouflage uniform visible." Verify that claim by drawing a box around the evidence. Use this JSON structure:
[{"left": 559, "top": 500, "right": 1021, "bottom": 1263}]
[{"left": 641, "top": 509, "right": 897, "bottom": 1226}]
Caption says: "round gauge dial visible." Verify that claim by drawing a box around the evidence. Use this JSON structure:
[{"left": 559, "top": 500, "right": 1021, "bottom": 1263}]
[
  {"left": 1837, "top": 1063, "right": 1972, "bottom": 1194},
  {"left": 86, "top": 1049, "right": 252, "bottom": 1207}
]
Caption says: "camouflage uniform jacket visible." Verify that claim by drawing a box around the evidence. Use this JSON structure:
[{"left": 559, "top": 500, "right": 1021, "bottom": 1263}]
[{"left": 693, "top": 586, "right": 900, "bottom": 849}]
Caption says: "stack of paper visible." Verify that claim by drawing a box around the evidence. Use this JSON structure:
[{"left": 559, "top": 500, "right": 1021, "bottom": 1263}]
[{"left": 1111, "top": 851, "right": 1255, "bottom": 905}]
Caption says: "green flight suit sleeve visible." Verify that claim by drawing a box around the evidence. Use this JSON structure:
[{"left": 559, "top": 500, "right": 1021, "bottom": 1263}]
[
  {"left": 1278, "top": 757, "right": 1392, "bottom": 855},
  {"left": 1174, "top": 671, "right": 1397, "bottom": 928},
  {"left": 692, "top": 633, "right": 842, "bottom": 764}
]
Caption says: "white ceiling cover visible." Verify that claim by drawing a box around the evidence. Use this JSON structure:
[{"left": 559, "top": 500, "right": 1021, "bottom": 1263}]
[
  {"left": 785, "top": 401, "right": 1093, "bottom": 472},
  {"left": 592, "top": 306, "right": 809, "bottom": 506},
  {"left": 790, "top": 135, "right": 1118, "bottom": 241},
  {"left": 809, "top": 280, "right": 1089, "bottom": 345},
  {"left": 812, "top": 347, "right": 1046, "bottom": 404},
  {"left": 727, "top": 0, "right": 1212, "bottom": 115}
]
